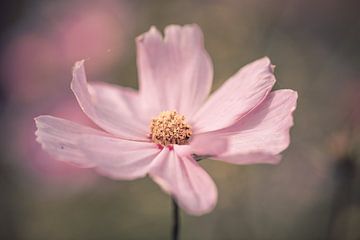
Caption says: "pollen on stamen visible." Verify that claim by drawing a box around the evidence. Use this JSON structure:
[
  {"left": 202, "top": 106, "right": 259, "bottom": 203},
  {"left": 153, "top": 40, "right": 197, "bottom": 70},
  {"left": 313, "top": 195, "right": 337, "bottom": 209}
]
[{"left": 149, "top": 110, "right": 192, "bottom": 146}]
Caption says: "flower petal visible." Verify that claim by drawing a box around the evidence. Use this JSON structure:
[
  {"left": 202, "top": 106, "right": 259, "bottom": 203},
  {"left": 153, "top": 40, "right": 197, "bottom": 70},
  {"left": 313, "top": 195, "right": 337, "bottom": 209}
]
[
  {"left": 215, "top": 90, "right": 298, "bottom": 164},
  {"left": 149, "top": 148, "right": 217, "bottom": 215},
  {"left": 174, "top": 132, "right": 228, "bottom": 159},
  {"left": 193, "top": 57, "right": 276, "bottom": 132},
  {"left": 78, "top": 135, "right": 160, "bottom": 180},
  {"left": 35, "top": 115, "right": 107, "bottom": 167},
  {"left": 71, "top": 60, "right": 149, "bottom": 140},
  {"left": 136, "top": 24, "right": 213, "bottom": 118},
  {"left": 35, "top": 115, "right": 160, "bottom": 180}
]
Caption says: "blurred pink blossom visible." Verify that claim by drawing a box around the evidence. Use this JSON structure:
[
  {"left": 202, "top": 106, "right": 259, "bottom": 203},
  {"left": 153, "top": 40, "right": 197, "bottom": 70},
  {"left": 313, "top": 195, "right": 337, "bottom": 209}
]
[
  {"left": 3, "top": 0, "right": 132, "bottom": 187},
  {"left": 53, "top": 2, "right": 128, "bottom": 72},
  {"left": 3, "top": 34, "right": 62, "bottom": 102},
  {"left": 2, "top": 0, "right": 131, "bottom": 103}
]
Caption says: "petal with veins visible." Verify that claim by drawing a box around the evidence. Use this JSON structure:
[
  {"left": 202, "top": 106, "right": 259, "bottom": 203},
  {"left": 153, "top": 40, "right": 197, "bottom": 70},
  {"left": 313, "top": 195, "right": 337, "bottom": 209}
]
[
  {"left": 78, "top": 135, "right": 160, "bottom": 180},
  {"left": 214, "top": 90, "right": 298, "bottom": 164},
  {"left": 35, "top": 115, "right": 160, "bottom": 179},
  {"left": 71, "top": 60, "right": 149, "bottom": 140},
  {"left": 136, "top": 24, "right": 213, "bottom": 118},
  {"left": 149, "top": 148, "right": 217, "bottom": 215},
  {"left": 193, "top": 57, "right": 276, "bottom": 132},
  {"left": 35, "top": 115, "right": 107, "bottom": 167}
]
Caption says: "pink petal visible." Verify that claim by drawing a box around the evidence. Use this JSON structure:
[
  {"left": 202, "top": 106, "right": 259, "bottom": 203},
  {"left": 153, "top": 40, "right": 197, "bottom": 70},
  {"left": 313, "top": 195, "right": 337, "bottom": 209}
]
[
  {"left": 175, "top": 132, "right": 228, "bottom": 158},
  {"left": 193, "top": 57, "right": 276, "bottom": 132},
  {"left": 35, "top": 115, "right": 160, "bottom": 180},
  {"left": 215, "top": 90, "right": 298, "bottom": 164},
  {"left": 78, "top": 135, "right": 160, "bottom": 180},
  {"left": 71, "top": 60, "right": 149, "bottom": 140},
  {"left": 35, "top": 115, "right": 107, "bottom": 167},
  {"left": 149, "top": 148, "right": 217, "bottom": 215},
  {"left": 136, "top": 24, "right": 213, "bottom": 118}
]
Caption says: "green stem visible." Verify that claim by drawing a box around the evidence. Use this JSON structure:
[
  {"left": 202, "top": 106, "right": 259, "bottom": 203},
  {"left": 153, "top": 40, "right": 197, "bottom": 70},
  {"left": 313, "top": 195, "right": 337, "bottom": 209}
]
[{"left": 172, "top": 198, "right": 180, "bottom": 240}]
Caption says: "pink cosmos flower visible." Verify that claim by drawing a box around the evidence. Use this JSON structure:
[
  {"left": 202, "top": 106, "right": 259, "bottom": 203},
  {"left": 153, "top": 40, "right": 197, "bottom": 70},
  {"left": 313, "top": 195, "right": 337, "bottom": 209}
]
[{"left": 35, "top": 24, "right": 297, "bottom": 215}]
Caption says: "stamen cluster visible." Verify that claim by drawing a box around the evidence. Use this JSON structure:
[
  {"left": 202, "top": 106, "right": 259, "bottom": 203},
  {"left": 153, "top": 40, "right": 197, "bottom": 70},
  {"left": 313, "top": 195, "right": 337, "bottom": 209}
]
[{"left": 150, "top": 111, "right": 192, "bottom": 146}]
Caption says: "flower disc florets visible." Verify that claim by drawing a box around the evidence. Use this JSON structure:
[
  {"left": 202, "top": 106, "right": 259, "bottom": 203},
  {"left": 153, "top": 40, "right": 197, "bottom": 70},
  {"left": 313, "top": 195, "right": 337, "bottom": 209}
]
[{"left": 150, "top": 110, "right": 192, "bottom": 146}]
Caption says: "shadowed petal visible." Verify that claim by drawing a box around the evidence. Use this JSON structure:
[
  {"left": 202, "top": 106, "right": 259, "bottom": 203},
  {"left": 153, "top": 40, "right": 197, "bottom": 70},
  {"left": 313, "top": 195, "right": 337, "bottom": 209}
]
[
  {"left": 215, "top": 90, "right": 298, "bottom": 164},
  {"left": 193, "top": 57, "right": 276, "bottom": 132},
  {"left": 149, "top": 148, "right": 217, "bottom": 215},
  {"left": 136, "top": 24, "right": 213, "bottom": 118},
  {"left": 71, "top": 60, "right": 149, "bottom": 140}
]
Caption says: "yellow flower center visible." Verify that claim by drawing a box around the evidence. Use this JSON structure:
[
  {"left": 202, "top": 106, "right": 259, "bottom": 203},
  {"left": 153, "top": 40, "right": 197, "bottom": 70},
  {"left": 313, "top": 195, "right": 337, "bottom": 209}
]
[{"left": 150, "top": 110, "right": 192, "bottom": 146}]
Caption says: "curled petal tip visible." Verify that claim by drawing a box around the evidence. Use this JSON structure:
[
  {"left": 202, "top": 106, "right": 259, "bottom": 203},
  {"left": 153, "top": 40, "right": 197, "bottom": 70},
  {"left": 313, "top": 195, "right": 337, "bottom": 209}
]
[
  {"left": 136, "top": 25, "right": 161, "bottom": 43},
  {"left": 149, "top": 25, "right": 158, "bottom": 31},
  {"left": 73, "top": 60, "right": 85, "bottom": 70}
]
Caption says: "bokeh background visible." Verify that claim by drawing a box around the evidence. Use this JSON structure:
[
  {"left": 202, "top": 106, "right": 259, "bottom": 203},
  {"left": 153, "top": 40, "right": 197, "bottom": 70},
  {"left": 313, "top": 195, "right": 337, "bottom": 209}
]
[{"left": 1, "top": 0, "right": 359, "bottom": 239}]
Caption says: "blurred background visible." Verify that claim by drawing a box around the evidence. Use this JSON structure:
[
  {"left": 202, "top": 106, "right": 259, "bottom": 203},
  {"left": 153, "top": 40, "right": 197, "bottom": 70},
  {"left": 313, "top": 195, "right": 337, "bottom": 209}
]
[{"left": 0, "top": 0, "right": 359, "bottom": 239}]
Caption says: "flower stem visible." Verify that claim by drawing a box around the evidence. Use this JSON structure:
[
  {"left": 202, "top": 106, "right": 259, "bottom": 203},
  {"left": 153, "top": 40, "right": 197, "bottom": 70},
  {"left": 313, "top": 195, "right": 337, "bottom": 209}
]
[{"left": 172, "top": 197, "right": 180, "bottom": 240}]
